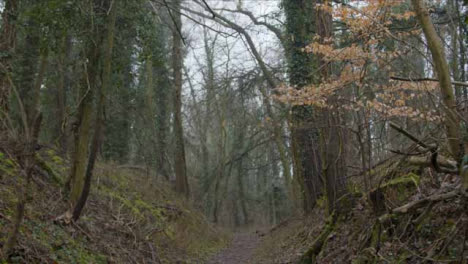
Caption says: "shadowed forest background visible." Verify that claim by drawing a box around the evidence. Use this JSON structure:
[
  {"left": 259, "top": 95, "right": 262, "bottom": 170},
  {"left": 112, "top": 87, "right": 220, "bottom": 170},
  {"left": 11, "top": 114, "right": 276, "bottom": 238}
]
[{"left": 1, "top": 0, "right": 468, "bottom": 263}]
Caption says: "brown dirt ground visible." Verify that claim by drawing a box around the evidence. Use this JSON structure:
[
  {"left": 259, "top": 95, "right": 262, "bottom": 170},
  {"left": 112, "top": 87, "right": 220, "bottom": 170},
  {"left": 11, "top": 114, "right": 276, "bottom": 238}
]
[{"left": 207, "top": 232, "right": 261, "bottom": 264}]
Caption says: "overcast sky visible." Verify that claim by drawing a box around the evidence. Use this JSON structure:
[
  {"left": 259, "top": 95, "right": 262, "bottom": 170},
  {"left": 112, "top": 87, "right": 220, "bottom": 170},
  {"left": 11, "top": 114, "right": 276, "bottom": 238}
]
[{"left": 182, "top": 0, "right": 284, "bottom": 98}]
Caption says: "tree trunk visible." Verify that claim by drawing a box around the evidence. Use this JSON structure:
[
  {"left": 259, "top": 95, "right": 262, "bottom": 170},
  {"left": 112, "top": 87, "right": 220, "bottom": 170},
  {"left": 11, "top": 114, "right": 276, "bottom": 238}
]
[
  {"left": 235, "top": 115, "right": 249, "bottom": 225},
  {"left": 29, "top": 50, "right": 48, "bottom": 126},
  {"left": 0, "top": 0, "right": 18, "bottom": 114},
  {"left": 144, "top": 57, "right": 157, "bottom": 175},
  {"left": 448, "top": 0, "right": 460, "bottom": 103},
  {"left": 72, "top": 0, "right": 117, "bottom": 221},
  {"left": 68, "top": 47, "right": 98, "bottom": 209},
  {"left": 55, "top": 34, "right": 72, "bottom": 155},
  {"left": 316, "top": 0, "right": 347, "bottom": 213},
  {"left": 284, "top": 0, "right": 323, "bottom": 214},
  {"left": 411, "top": 0, "right": 461, "bottom": 161},
  {"left": 67, "top": 0, "right": 112, "bottom": 217},
  {"left": 259, "top": 86, "right": 294, "bottom": 208},
  {"left": 171, "top": 0, "right": 189, "bottom": 197},
  {"left": 2, "top": 114, "right": 42, "bottom": 259},
  {"left": 269, "top": 145, "right": 279, "bottom": 225},
  {"left": 412, "top": 0, "right": 467, "bottom": 193}
]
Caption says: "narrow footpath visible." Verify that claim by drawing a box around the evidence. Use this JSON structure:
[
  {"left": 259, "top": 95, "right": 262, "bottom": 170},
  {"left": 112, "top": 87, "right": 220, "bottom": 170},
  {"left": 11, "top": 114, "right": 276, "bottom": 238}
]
[{"left": 207, "top": 232, "right": 261, "bottom": 264}]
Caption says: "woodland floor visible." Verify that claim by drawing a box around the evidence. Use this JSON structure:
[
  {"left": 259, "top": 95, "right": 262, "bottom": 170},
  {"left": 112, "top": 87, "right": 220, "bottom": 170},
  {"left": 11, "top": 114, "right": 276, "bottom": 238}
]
[{"left": 207, "top": 232, "right": 261, "bottom": 264}]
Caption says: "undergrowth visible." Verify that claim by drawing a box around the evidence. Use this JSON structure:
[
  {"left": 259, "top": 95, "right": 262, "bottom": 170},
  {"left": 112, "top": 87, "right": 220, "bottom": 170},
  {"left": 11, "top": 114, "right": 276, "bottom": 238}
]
[
  {"left": 0, "top": 148, "right": 228, "bottom": 263},
  {"left": 253, "top": 157, "right": 468, "bottom": 264}
]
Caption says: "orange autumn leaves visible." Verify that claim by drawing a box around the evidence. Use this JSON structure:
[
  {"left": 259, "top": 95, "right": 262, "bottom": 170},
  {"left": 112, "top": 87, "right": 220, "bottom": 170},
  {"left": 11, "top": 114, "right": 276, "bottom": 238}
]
[{"left": 275, "top": 1, "right": 441, "bottom": 123}]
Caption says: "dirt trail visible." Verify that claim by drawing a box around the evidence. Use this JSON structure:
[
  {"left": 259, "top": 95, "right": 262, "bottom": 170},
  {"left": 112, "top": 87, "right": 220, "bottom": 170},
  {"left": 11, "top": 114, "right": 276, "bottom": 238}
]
[{"left": 207, "top": 232, "right": 260, "bottom": 264}]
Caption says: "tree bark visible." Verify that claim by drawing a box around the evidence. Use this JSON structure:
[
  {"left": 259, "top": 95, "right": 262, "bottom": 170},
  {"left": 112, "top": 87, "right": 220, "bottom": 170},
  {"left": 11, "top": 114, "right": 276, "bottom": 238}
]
[
  {"left": 284, "top": 0, "right": 323, "bottom": 214},
  {"left": 2, "top": 115, "right": 42, "bottom": 259},
  {"left": 172, "top": 0, "right": 190, "bottom": 198},
  {"left": 67, "top": 0, "right": 111, "bottom": 217},
  {"left": 72, "top": 0, "right": 117, "bottom": 221},
  {"left": 55, "top": 34, "right": 72, "bottom": 155},
  {"left": 316, "top": 0, "right": 347, "bottom": 213},
  {"left": 411, "top": 0, "right": 461, "bottom": 161},
  {"left": 0, "top": 0, "right": 18, "bottom": 114}
]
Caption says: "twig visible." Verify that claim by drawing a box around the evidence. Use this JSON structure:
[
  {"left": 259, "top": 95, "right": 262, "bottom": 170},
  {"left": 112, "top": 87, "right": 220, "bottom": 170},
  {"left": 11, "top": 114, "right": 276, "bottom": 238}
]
[
  {"left": 379, "top": 190, "right": 459, "bottom": 225},
  {"left": 72, "top": 221, "right": 94, "bottom": 241},
  {"left": 437, "top": 216, "right": 462, "bottom": 258},
  {"left": 201, "top": 0, "right": 215, "bottom": 18},
  {"left": 162, "top": 0, "right": 186, "bottom": 45},
  {"left": 389, "top": 122, "right": 433, "bottom": 150}
]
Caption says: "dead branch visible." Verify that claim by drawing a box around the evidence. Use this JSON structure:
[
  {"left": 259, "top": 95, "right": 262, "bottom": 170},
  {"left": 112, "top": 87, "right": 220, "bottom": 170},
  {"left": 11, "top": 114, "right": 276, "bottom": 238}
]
[
  {"left": 388, "top": 122, "right": 458, "bottom": 173},
  {"left": 379, "top": 190, "right": 459, "bottom": 223},
  {"left": 391, "top": 76, "right": 468, "bottom": 87},
  {"left": 389, "top": 122, "right": 434, "bottom": 150},
  {"left": 407, "top": 156, "right": 457, "bottom": 173}
]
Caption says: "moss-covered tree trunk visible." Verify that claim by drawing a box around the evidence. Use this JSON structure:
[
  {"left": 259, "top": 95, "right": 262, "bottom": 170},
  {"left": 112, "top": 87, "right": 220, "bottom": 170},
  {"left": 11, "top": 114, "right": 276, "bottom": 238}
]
[
  {"left": 411, "top": 0, "right": 467, "bottom": 193},
  {"left": 411, "top": 0, "right": 461, "bottom": 160},
  {"left": 67, "top": 0, "right": 115, "bottom": 219},
  {"left": 284, "top": 0, "right": 323, "bottom": 214},
  {"left": 1, "top": 115, "right": 42, "bottom": 259},
  {"left": 68, "top": 42, "right": 98, "bottom": 211},
  {"left": 72, "top": 0, "right": 117, "bottom": 221}
]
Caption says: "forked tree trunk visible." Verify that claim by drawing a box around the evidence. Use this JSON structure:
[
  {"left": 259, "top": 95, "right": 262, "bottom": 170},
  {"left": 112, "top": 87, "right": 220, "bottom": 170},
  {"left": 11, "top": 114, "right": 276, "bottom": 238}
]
[
  {"left": 72, "top": 0, "right": 117, "bottom": 221},
  {"left": 67, "top": 44, "right": 98, "bottom": 210},
  {"left": 66, "top": 0, "right": 116, "bottom": 221}
]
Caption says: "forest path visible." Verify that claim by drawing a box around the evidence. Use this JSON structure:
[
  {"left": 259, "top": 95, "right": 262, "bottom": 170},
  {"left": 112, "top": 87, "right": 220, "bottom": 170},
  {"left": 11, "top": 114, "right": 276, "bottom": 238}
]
[{"left": 207, "top": 232, "right": 261, "bottom": 264}]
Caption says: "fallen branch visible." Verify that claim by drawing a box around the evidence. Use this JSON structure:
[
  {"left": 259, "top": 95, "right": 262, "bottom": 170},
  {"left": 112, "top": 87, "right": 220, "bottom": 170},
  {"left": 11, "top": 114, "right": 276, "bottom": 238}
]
[
  {"left": 71, "top": 221, "right": 94, "bottom": 241},
  {"left": 389, "top": 122, "right": 458, "bottom": 173},
  {"left": 389, "top": 122, "right": 434, "bottom": 150},
  {"left": 407, "top": 156, "right": 457, "bottom": 173},
  {"left": 379, "top": 190, "right": 459, "bottom": 223}
]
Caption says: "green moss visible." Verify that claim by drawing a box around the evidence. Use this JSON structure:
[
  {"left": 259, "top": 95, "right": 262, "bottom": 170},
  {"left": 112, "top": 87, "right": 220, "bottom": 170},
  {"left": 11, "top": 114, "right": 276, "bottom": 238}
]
[
  {"left": 0, "top": 153, "right": 18, "bottom": 176},
  {"left": 381, "top": 172, "right": 420, "bottom": 189},
  {"left": 316, "top": 195, "right": 327, "bottom": 209},
  {"left": 51, "top": 155, "right": 63, "bottom": 165},
  {"left": 98, "top": 186, "right": 143, "bottom": 217}
]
